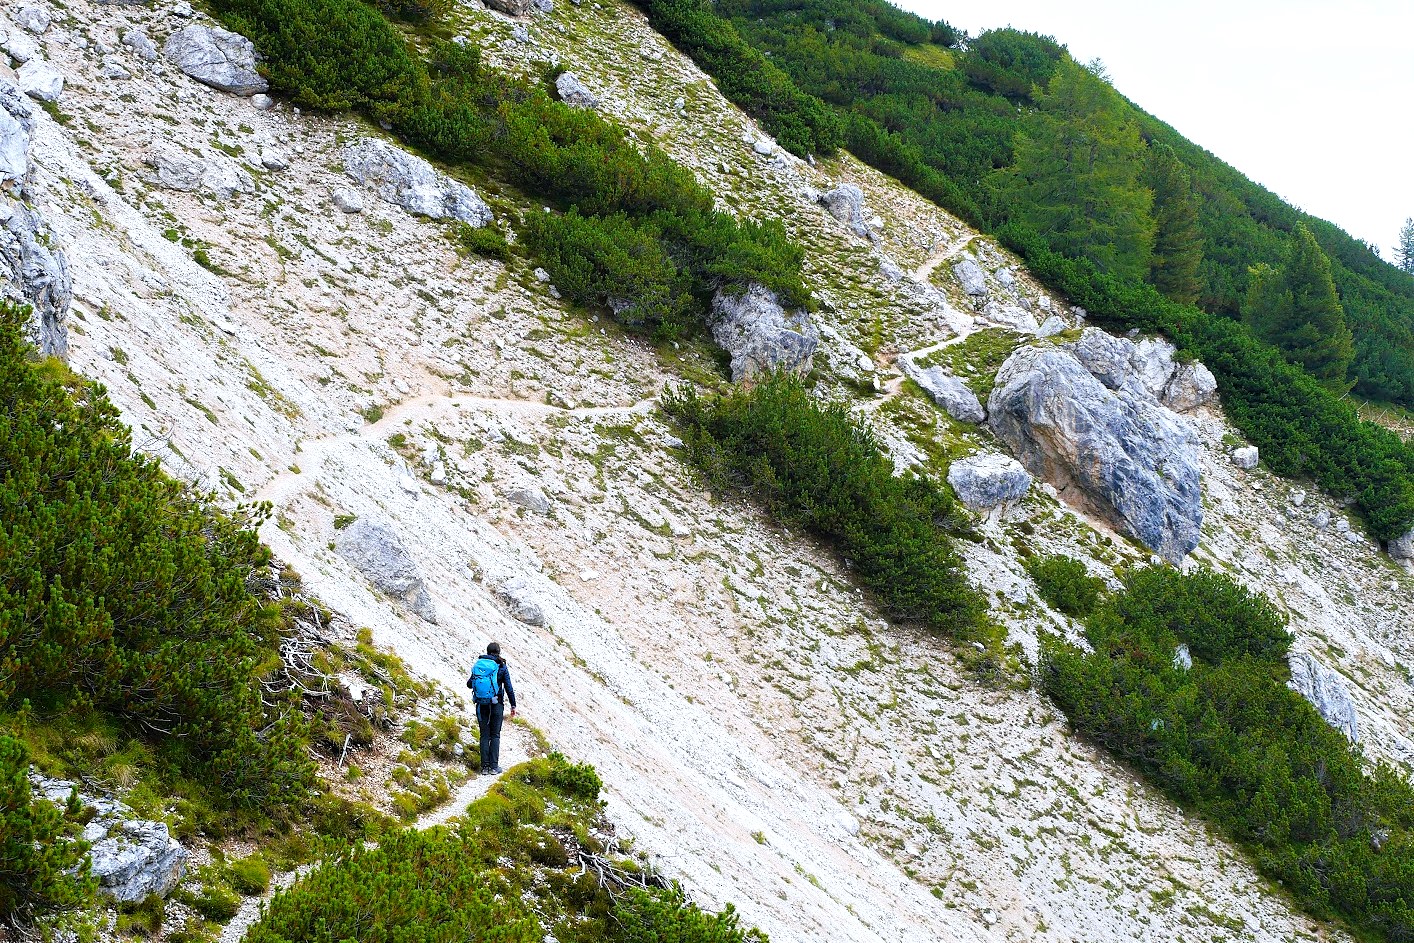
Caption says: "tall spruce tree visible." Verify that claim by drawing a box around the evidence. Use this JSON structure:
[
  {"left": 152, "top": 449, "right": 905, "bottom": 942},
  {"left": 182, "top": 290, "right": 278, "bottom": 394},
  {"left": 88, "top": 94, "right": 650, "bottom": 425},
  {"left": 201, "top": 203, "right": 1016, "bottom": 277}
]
[
  {"left": 1243, "top": 225, "right": 1354, "bottom": 391},
  {"left": 1398, "top": 217, "right": 1414, "bottom": 274},
  {"left": 1145, "top": 143, "right": 1203, "bottom": 305},
  {"left": 1002, "top": 59, "right": 1154, "bottom": 282}
]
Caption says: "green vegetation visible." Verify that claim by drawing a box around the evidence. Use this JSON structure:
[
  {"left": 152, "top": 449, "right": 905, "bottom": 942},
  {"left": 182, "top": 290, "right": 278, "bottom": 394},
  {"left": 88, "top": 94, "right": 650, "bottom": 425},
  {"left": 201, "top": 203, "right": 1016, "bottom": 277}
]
[
  {"left": 633, "top": 0, "right": 1414, "bottom": 537},
  {"left": 1243, "top": 223, "right": 1355, "bottom": 391},
  {"left": 0, "top": 304, "right": 314, "bottom": 814},
  {"left": 919, "top": 328, "right": 1022, "bottom": 403},
  {"left": 1045, "top": 566, "right": 1414, "bottom": 942},
  {"left": 664, "top": 374, "right": 998, "bottom": 667},
  {"left": 209, "top": 0, "right": 806, "bottom": 341},
  {"left": 1023, "top": 555, "right": 1104, "bottom": 619},
  {"left": 245, "top": 753, "right": 765, "bottom": 943},
  {"left": 0, "top": 736, "right": 92, "bottom": 917}
]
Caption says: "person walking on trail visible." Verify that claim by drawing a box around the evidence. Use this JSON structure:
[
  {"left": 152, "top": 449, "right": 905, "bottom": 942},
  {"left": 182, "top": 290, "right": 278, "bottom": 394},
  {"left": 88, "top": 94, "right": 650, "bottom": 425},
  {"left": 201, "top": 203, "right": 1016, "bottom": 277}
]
[{"left": 468, "top": 641, "right": 517, "bottom": 774}]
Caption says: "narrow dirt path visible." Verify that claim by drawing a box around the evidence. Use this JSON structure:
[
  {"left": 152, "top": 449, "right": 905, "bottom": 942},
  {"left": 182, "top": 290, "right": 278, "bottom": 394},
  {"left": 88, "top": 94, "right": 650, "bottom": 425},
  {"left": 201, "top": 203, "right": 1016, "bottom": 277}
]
[
  {"left": 220, "top": 724, "right": 531, "bottom": 943},
  {"left": 912, "top": 234, "right": 973, "bottom": 283},
  {"left": 252, "top": 391, "right": 658, "bottom": 507}
]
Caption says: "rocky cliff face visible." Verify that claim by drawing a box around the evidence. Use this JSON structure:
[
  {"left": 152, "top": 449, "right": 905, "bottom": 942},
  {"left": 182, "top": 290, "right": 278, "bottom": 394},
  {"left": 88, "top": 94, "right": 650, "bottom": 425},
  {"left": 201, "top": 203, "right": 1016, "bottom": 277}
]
[{"left": 6, "top": 1, "right": 1414, "bottom": 941}]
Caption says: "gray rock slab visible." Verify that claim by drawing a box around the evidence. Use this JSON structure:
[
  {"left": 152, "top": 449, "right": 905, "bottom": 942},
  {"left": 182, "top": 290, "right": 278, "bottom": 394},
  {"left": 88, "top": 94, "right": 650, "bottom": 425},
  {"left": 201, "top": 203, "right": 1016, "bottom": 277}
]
[
  {"left": 709, "top": 283, "right": 818, "bottom": 382},
  {"left": 1288, "top": 652, "right": 1359, "bottom": 742},
  {"left": 900, "top": 357, "right": 984, "bottom": 423},
  {"left": 343, "top": 138, "right": 491, "bottom": 226},
  {"left": 164, "top": 25, "right": 267, "bottom": 95},
  {"left": 334, "top": 518, "right": 438, "bottom": 622},
  {"left": 947, "top": 453, "right": 1031, "bottom": 510},
  {"left": 554, "top": 71, "right": 598, "bottom": 109},
  {"left": 988, "top": 344, "right": 1203, "bottom": 562}
]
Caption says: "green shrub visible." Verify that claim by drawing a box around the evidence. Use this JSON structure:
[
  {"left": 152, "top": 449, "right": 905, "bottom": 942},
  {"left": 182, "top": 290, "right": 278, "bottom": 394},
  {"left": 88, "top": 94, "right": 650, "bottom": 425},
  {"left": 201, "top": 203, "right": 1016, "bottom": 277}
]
[
  {"left": 187, "top": 883, "right": 241, "bottom": 923},
  {"left": 1044, "top": 566, "right": 1414, "bottom": 942},
  {"left": 454, "top": 223, "right": 510, "bottom": 261},
  {"left": 0, "top": 304, "right": 314, "bottom": 808},
  {"left": 664, "top": 375, "right": 998, "bottom": 666},
  {"left": 226, "top": 855, "right": 271, "bottom": 897},
  {"left": 0, "top": 735, "right": 92, "bottom": 918},
  {"left": 1023, "top": 556, "right": 1105, "bottom": 618}
]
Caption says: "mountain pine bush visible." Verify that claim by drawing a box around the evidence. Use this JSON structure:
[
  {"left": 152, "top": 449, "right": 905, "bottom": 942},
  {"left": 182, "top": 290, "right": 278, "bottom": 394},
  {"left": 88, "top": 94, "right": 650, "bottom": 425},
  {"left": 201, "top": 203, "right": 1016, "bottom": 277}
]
[
  {"left": 1045, "top": 566, "right": 1414, "bottom": 942},
  {"left": 245, "top": 754, "right": 764, "bottom": 943},
  {"left": 0, "top": 303, "right": 313, "bottom": 809},
  {"left": 664, "top": 375, "right": 997, "bottom": 667},
  {"left": 0, "top": 735, "right": 92, "bottom": 919}
]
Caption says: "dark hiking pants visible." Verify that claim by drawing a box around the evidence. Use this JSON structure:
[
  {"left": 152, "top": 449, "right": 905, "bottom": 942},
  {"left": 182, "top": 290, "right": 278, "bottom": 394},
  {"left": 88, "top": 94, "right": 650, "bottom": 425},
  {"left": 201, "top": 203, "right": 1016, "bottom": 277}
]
[{"left": 476, "top": 701, "right": 504, "bottom": 771}]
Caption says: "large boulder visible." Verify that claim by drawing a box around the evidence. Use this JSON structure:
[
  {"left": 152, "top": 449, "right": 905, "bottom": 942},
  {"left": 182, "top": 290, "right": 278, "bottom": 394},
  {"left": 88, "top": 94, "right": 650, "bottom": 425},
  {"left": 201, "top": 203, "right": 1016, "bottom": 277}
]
[
  {"left": 484, "top": 0, "right": 536, "bottom": 15},
  {"left": 947, "top": 453, "right": 1031, "bottom": 510},
  {"left": 1066, "top": 327, "right": 1134, "bottom": 390},
  {"left": 343, "top": 138, "right": 492, "bottom": 226},
  {"left": 709, "top": 283, "right": 818, "bottom": 382},
  {"left": 2, "top": 200, "right": 70, "bottom": 358},
  {"left": 1389, "top": 529, "right": 1414, "bottom": 562},
  {"left": 88, "top": 821, "right": 189, "bottom": 902},
  {"left": 952, "top": 258, "right": 987, "bottom": 297},
  {"left": 334, "top": 518, "right": 438, "bottom": 623},
  {"left": 554, "top": 71, "right": 598, "bottom": 109},
  {"left": 1288, "top": 652, "right": 1359, "bottom": 742},
  {"left": 163, "top": 25, "right": 268, "bottom": 96},
  {"left": 1163, "top": 360, "right": 1218, "bottom": 413},
  {"left": 17, "top": 60, "right": 63, "bottom": 102},
  {"left": 492, "top": 576, "right": 545, "bottom": 626},
  {"left": 899, "top": 357, "right": 984, "bottom": 424},
  {"left": 817, "top": 184, "right": 870, "bottom": 240},
  {"left": 988, "top": 344, "right": 1203, "bottom": 562}
]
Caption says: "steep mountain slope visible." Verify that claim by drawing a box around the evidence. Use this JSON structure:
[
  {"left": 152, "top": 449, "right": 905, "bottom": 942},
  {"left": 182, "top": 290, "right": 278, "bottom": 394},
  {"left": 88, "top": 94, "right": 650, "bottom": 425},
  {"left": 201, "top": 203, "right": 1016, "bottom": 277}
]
[{"left": 6, "top": 0, "right": 1414, "bottom": 941}]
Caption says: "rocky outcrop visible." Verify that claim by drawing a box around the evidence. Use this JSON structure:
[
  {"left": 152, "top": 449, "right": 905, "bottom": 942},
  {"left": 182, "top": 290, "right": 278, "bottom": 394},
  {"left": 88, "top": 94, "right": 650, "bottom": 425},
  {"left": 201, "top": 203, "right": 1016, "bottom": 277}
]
[
  {"left": 988, "top": 344, "right": 1203, "bottom": 562},
  {"left": 1065, "top": 328, "right": 1217, "bottom": 413},
  {"left": 144, "top": 144, "right": 254, "bottom": 200},
  {"left": 0, "top": 81, "right": 35, "bottom": 189},
  {"left": 818, "top": 184, "right": 870, "bottom": 240},
  {"left": 505, "top": 484, "right": 551, "bottom": 514},
  {"left": 1390, "top": 529, "right": 1414, "bottom": 562},
  {"left": 342, "top": 138, "right": 492, "bottom": 226},
  {"left": 2, "top": 201, "right": 71, "bottom": 357},
  {"left": 90, "top": 821, "right": 189, "bottom": 902},
  {"left": 13, "top": 6, "right": 51, "bottom": 34},
  {"left": 899, "top": 358, "right": 984, "bottom": 423},
  {"left": 952, "top": 258, "right": 987, "bottom": 297},
  {"left": 947, "top": 453, "right": 1031, "bottom": 510},
  {"left": 709, "top": 283, "right": 818, "bottom": 382},
  {"left": 1288, "top": 652, "right": 1359, "bottom": 742},
  {"left": 33, "top": 777, "right": 187, "bottom": 902},
  {"left": 163, "top": 25, "right": 268, "bottom": 96},
  {"left": 554, "top": 71, "right": 598, "bottom": 109},
  {"left": 17, "top": 60, "right": 63, "bottom": 102},
  {"left": 0, "top": 82, "right": 69, "bottom": 358},
  {"left": 334, "top": 518, "right": 438, "bottom": 623},
  {"left": 123, "top": 29, "right": 160, "bottom": 63},
  {"left": 493, "top": 576, "right": 546, "bottom": 626}
]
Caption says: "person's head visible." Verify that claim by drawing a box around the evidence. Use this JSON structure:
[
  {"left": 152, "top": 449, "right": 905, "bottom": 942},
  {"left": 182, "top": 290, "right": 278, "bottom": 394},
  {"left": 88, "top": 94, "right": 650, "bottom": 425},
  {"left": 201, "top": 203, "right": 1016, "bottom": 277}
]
[{"left": 487, "top": 641, "right": 501, "bottom": 656}]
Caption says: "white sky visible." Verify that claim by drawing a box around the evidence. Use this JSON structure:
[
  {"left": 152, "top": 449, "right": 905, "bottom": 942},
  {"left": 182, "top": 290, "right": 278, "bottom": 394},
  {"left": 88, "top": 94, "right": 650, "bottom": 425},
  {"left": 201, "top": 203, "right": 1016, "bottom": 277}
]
[{"left": 891, "top": 0, "right": 1414, "bottom": 258}]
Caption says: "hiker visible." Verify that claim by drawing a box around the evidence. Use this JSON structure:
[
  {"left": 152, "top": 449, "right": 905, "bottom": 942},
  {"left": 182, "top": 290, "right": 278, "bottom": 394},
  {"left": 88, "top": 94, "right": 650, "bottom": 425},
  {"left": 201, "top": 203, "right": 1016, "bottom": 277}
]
[{"left": 467, "top": 641, "right": 517, "bottom": 774}]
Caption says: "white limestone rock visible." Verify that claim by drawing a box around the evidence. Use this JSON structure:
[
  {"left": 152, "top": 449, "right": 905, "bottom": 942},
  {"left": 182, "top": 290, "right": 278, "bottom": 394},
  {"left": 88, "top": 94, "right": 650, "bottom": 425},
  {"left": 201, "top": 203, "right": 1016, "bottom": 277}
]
[
  {"left": 342, "top": 137, "right": 492, "bottom": 226},
  {"left": 952, "top": 258, "right": 988, "bottom": 297},
  {"left": 493, "top": 575, "right": 546, "bottom": 626},
  {"left": 144, "top": 144, "right": 253, "bottom": 200},
  {"left": 88, "top": 821, "right": 188, "bottom": 903},
  {"left": 164, "top": 25, "right": 268, "bottom": 95},
  {"left": 334, "top": 518, "right": 438, "bottom": 623},
  {"left": 1231, "top": 446, "right": 1259, "bottom": 470},
  {"left": 818, "top": 184, "right": 870, "bottom": 240},
  {"left": 14, "top": 6, "right": 51, "bottom": 34},
  {"left": 947, "top": 453, "right": 1032, "bottom": 510},
  {"left": 900, "top": 357, "right": 985, "bottom": 424},
  {"left": 1288, "top": 652, "right": 1359, "bottom": 742},
  {"left": 17, "top": 59, "right": 63, "bottom": 102},
  {"left": 554, "top": 71, "right": 598, "bottom": 109},
  {"left": 709, "top": 283, "right": 818, "bottom": 382},
  {"left": 122, "top": 28, "right": 160, "bottom": 62}
]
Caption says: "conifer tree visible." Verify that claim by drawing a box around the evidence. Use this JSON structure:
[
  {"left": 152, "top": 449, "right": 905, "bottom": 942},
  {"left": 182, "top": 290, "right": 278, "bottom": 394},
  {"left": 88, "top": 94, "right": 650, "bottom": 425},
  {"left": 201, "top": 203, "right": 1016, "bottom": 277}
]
[
  {"left": 1398, "top": 217, "right": 1414, "bottom": 274},
  {"left": 1146, "top": 143, "right": 1204, "bottom": 305},
  {"left": 1003, "top": 59, "right": 1154, "bottom": 281},
  {"left": 1243, "top": 226, "right": 1354, "bottom": 391}
]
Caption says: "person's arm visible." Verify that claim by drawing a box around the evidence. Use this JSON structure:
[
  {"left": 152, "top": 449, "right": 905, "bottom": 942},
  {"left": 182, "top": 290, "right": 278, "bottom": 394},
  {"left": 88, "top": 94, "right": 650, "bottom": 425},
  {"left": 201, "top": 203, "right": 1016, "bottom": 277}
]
[{"left": 500, "top": 663, "right": 517, "bottom": 715}]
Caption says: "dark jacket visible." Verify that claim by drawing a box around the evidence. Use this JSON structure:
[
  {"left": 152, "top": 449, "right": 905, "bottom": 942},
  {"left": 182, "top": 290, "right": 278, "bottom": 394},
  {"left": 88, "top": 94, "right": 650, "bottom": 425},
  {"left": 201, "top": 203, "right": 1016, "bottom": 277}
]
[{"left": 491, "top": 655, "right": 516, "bottom": 708}]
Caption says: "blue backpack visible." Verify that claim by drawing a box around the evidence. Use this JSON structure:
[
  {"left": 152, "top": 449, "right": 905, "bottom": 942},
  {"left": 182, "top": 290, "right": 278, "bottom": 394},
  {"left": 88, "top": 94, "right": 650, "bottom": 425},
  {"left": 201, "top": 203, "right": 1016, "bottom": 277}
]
[{"left": 468, "top": 655, "right": 501, "bottom": 705}]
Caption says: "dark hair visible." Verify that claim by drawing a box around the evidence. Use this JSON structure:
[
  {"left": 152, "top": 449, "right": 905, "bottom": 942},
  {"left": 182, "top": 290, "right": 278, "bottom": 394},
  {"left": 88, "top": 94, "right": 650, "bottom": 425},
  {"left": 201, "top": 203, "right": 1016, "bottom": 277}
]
[{"left": 486, "top": 641, "right": 501, "bottom": 655}]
